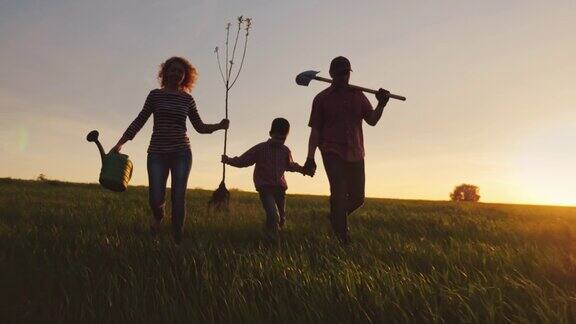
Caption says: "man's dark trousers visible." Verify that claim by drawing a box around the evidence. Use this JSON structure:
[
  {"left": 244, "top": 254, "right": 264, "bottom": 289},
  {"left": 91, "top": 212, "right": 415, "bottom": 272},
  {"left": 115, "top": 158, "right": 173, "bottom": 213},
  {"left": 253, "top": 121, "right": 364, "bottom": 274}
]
[{"left": 321, "top": 152, "right": 365, "bottom": 240}]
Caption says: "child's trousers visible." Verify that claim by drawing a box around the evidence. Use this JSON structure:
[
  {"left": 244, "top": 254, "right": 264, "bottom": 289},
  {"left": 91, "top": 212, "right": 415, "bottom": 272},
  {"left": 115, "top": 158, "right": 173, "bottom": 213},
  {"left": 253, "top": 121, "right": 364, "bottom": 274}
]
[{"left": 257, "top": 185, "right": 286, "bottom": 232}]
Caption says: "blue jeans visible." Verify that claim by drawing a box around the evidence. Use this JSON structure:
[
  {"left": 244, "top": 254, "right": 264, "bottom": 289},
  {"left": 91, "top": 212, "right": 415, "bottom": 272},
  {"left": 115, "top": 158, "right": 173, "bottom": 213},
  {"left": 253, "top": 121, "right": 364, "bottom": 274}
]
[
  {"left": 257, "top": 186, "right": 286, "bottom": 232},
  {"left": 147, "top": 149, "right": 192, "bottom": 234}
]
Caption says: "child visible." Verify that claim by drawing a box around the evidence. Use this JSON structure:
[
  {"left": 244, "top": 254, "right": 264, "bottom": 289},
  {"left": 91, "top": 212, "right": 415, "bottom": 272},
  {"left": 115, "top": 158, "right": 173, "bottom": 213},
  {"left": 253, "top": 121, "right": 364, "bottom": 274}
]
[{"left": 222, "top": 118, "right": 308, "bottom": 234}]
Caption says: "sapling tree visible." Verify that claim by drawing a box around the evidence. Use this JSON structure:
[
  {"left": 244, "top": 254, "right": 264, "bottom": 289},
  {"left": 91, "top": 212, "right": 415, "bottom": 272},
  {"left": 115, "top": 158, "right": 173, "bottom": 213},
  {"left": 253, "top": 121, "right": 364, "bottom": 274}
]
[{"left": 209, "top": 16, "right": 252, "bottom": 210}]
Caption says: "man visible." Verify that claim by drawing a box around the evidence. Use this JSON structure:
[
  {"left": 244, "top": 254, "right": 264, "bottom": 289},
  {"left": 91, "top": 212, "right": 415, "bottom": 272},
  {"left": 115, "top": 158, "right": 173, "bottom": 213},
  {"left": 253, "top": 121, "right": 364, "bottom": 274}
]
[{"left": 304, "top": 56, "right": 390, "bottom": 244}]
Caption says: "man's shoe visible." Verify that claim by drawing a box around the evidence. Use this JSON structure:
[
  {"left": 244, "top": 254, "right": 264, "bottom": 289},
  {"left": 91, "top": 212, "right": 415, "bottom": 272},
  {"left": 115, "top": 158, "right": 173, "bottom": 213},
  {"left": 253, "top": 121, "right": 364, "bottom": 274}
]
[
  {"left": 150, "top": 221, "right": 161, "bottom": 236},
  {"left": 264, "top": 224, "right": 280, "bottom": 240},
  {"left": 339, "top": 233, "right": 352, "bottom": 245},
  {"left": 173, "top": 229, "right": 183, "bottom": 245}
]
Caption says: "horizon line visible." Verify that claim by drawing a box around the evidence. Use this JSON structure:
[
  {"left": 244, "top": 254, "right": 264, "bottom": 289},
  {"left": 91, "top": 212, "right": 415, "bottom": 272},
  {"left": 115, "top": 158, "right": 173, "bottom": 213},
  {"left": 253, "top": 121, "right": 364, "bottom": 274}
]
[{"left": 3, "top": 176, "right": 575, "bottom": 209}]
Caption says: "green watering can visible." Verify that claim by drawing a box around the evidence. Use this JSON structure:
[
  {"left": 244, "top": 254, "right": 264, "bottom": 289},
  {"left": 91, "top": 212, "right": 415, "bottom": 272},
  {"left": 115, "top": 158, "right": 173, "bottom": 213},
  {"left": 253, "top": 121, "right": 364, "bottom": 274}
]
[{"left": 86, "top": 130, "right": 133, "bottom": 192}]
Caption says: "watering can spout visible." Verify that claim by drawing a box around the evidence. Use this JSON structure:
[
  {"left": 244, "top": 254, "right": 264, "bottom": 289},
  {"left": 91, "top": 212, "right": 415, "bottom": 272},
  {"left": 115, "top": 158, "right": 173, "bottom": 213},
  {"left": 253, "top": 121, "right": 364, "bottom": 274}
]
[{"left": 86, "top": 130, "right": 106, "bottom": 163}]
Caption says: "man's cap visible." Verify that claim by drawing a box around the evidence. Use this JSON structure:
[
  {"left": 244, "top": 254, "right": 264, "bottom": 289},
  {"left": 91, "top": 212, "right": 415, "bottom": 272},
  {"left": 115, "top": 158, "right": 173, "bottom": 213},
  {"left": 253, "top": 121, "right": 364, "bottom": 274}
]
[{"left": 329, "top": 56, "right": 352, "bottom": 73}]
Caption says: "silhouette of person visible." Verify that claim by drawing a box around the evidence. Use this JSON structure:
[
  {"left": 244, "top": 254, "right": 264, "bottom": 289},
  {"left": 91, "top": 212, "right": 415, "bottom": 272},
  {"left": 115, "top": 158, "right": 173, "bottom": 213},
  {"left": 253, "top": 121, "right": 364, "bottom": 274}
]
[
  {"left": 303, "top": 56, "right": 390, "bottom": 244},
  {"left": 222, "top": 118, "right": 307, "bottom": 236},
  {"left": 111, "top": 57, "right": 229, "bottom": 244}
]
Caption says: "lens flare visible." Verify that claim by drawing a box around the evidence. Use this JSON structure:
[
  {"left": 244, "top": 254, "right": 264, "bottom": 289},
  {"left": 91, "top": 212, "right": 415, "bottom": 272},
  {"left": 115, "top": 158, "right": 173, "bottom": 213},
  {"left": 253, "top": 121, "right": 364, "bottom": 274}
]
[{"left": 17, "top": 127, "right": 28, "bottom": 151}]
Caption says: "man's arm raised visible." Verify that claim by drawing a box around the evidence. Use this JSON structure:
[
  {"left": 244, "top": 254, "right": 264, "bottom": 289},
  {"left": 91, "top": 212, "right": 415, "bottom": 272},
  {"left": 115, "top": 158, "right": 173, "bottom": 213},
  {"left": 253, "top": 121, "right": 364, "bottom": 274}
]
[{"left": 364, "top": 88, "right": 390, "bottom": 126}]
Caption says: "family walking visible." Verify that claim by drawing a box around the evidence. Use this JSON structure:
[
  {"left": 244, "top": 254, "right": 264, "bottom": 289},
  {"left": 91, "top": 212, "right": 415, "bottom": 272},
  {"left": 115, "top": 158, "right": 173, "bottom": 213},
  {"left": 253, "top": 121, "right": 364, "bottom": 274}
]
[{"left": 112, "top": 56, "right": 391, "bottom": 245}]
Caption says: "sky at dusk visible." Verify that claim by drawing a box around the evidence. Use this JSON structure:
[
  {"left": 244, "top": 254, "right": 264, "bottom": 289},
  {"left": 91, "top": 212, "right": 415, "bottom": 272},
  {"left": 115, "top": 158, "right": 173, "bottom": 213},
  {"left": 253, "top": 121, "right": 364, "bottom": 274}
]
[{"left": 0, "top": 0, "right": 575, "bottom": 206}]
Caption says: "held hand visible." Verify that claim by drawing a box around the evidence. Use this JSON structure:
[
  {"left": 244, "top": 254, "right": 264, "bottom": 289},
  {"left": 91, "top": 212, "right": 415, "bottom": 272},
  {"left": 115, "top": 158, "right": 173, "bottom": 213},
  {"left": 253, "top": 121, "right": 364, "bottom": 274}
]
[
  {"left": 376, "top": 88, "right": 390, "bottom": 105},
  {"left": 303, "top": 158, "right": 317, "bottom": 177},
  {"left": 301, "top": 166, "right": 314, "bottom": 177},
  {"left": 219, "top": 118, "right": 230, "bottom": 130},
  {"left": 221, "top": 154, "right": 229, "bottom": 164}
]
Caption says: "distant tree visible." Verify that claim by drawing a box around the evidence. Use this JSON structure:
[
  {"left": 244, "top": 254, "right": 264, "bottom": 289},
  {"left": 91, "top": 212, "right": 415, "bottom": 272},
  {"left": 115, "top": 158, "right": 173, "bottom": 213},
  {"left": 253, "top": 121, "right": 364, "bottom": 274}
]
[
  {"left": 450, "top": 184, "right": 480, "bottom": 202},
  {"left": 37, "top": 174, "right": 47, "bottom": 181}
]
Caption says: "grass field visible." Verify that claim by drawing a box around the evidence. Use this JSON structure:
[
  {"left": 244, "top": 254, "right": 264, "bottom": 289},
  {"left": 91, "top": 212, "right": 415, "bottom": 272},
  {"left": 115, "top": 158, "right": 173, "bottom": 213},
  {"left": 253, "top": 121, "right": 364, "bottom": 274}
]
[{"left": 1, "top": 178, "right": 576, "bottom": 322}]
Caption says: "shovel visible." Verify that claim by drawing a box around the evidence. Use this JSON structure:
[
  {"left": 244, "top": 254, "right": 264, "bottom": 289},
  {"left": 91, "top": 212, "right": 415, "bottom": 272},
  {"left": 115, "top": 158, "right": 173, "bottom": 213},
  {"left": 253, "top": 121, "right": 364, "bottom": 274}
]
[
  {"left": 86, "top": 130, "right": 133, "bottom": 192},
  {"left": 296, "top": 70, "right": 406, "bottom": 101}
]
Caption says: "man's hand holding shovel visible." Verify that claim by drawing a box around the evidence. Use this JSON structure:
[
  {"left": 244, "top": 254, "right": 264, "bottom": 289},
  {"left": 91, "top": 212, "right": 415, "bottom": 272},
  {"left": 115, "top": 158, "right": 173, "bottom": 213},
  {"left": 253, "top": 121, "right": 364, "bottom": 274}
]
[{"left": 376, "top": 88, "right": 390, "bottom": 105}]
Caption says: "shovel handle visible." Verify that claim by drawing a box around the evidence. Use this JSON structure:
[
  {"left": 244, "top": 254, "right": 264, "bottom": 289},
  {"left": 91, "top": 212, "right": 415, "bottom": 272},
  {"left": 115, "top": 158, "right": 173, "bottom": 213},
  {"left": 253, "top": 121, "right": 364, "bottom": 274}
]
[
  {"left": 314, "top": 76, "right": 406, "bottom": 101},
  {"left": 350, "top": 85, "right": 407, "bottom": 101}
]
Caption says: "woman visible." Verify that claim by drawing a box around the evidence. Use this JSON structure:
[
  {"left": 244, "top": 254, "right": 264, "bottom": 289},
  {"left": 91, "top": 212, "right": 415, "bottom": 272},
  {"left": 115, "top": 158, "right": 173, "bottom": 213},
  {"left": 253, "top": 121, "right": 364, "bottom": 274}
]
[{"left": 111, "top": 56, "right": 229, "bottom": 244}]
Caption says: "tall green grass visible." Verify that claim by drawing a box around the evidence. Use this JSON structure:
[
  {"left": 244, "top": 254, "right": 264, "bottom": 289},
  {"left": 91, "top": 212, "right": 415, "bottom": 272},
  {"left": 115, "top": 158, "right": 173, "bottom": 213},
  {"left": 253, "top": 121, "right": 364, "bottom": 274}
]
[{"left": 1, "top": 178, "right": 575, "bottom": 322}]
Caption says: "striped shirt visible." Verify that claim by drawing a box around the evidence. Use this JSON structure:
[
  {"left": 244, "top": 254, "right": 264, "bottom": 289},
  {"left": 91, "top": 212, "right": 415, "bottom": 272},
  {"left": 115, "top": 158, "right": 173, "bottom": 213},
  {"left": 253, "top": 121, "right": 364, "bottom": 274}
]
[
  {"left": 122, "top": 89, "right": 210, "bottom": 153},
  {"left": 226, "top": 139, "right": 304, "bottom": 190}
]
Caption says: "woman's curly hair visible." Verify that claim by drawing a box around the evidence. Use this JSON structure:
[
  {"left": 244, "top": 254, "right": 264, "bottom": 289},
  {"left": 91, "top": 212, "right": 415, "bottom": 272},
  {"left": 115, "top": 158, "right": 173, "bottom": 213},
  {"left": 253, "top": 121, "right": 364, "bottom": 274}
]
[{"left": 157, "top": 56, "right": 198, "bottom": 93}]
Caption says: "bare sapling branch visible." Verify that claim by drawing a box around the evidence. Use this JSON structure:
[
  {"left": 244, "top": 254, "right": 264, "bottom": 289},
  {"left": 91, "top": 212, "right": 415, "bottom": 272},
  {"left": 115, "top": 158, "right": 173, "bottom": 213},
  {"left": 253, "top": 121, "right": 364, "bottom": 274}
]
[
  {"left": 225, "top": 23, "right": 231, "bottom": 85},
  {"left": 227, "top": 16, "right": 243, "bottom": 84},
  {"left": 230, "top": 18, "right": 251, "bottom": 88},
  {"left": 215, "top": 47, "right": 226, "bottom": 85}
]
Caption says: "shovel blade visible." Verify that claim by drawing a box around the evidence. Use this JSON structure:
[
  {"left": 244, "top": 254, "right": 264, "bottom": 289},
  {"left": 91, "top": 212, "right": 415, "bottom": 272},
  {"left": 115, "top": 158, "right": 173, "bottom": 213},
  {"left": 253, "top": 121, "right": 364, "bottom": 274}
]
[{"left": 295, "top": 70, "right": 320, "bottom": 86}]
